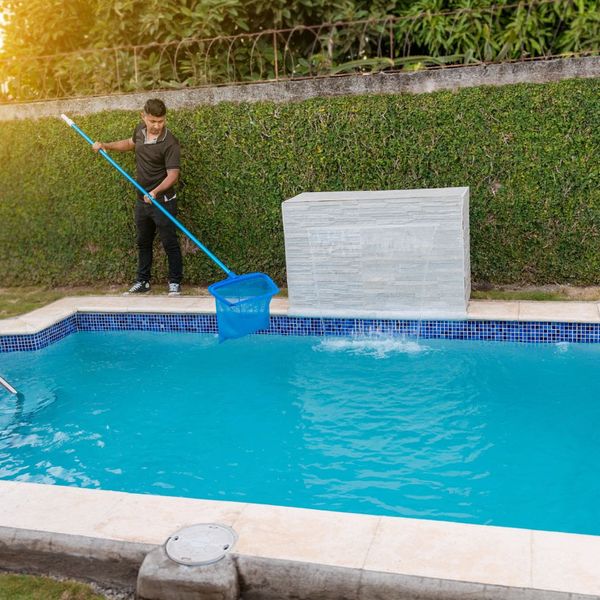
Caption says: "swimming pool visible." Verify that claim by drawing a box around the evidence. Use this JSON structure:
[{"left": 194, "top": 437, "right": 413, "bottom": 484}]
[{"left": 1, "top": 318, "right": 599, "bottom": 536}]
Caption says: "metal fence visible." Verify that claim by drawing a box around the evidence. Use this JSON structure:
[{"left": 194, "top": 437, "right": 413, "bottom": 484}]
[{"left": 1, "top": 1, "right": 598, "bottom": 103}]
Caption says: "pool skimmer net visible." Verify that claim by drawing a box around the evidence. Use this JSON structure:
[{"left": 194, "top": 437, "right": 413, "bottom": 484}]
[{"left": 62, "top": 114, "right": 279, "bottom": 342}]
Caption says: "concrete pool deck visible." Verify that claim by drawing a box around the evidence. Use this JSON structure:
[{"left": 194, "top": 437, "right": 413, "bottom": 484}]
[{"left": 1, "top": 295, "right": 600, "bottom": 598}]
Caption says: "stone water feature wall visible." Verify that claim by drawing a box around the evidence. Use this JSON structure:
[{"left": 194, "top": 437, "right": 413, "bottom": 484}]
[{"left": 282, "top": 187, "right": 470, "bottom": 319}]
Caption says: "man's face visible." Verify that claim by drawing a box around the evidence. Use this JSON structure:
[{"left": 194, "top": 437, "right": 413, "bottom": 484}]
[{"left": 141, "top": 111, "right": 166, "bottom": 137}]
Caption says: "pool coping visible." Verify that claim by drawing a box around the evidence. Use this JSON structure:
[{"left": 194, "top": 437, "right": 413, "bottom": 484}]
[
  {"left": 1, "top": 296, "right": 600, "bottom": 336},
  {"left": 1, "top": 295, "right": 600, "bottom": 597}
]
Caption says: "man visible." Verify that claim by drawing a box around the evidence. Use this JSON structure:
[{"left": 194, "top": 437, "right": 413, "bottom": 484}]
[{"left": 92, "top": 98, "right": 183, "bottom": 296}]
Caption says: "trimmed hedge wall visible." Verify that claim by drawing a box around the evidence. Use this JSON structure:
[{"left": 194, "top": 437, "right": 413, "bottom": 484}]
[{"left": 1, "top": 78, "right": 599, "bottom": 287}]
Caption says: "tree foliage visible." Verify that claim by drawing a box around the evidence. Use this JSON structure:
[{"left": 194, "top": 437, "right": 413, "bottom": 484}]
[
  {"left": 0, "top": 0, "right": 598, "bottom": 102},
  {"left": 0, "top": 0, "right": 94, "bottom": 57}
]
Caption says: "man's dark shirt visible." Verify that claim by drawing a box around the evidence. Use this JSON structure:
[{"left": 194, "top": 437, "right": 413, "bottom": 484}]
[{"left": 132, "top": 123, "right": 180, "bottom": 201}]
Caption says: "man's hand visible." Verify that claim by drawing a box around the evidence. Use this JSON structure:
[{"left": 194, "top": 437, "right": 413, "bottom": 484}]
[
  {"left": 92, "top": 142, "right": 105, "bottom": 153},
  {"left": 144, "top": 191, "right": 156, "bottom": 204}
]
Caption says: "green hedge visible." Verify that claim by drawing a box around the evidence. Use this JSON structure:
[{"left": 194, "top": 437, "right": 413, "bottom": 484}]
[{"left": 1, "top": 78, "right": 599, "bottom": 287}]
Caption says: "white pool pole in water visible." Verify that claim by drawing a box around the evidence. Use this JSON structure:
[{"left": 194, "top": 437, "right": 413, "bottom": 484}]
[{"left": 0, "top": 376, "right": 18, "bottom": 395}]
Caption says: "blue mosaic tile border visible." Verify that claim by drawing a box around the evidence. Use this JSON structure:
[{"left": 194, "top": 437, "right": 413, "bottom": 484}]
[
  {"left": 0, "top": 314, "right": 77, "bottom": 353},
  {"left": 266, "top": 316, "right": 600, "bottom": 343},
  {"left": 1, "top": 312, "right": 599, "bottom": 353},
  {"left": 77, "top": 312, "right": 218, "bottom": 334}
]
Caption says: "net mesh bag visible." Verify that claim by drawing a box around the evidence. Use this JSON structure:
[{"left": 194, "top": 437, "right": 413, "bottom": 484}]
[{"left": 208, "top": 272, "right": 279, "bottom": 341}]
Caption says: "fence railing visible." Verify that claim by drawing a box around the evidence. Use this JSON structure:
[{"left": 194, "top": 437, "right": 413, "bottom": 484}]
[{"left": 1, "top": 1, "right": 598, "bottom": 103}]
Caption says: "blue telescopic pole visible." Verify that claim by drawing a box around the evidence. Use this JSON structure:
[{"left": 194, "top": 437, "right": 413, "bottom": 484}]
[
  {"left": 0, "top": 375, "right": 18, "bottom": 395},
  {"left": 60, "top": 114, "right": 233, "bottom": 277}
]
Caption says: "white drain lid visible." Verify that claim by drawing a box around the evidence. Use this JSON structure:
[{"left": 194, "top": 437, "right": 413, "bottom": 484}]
[{"left": 165, "top": 523, "right": 237, "bottom": 566}]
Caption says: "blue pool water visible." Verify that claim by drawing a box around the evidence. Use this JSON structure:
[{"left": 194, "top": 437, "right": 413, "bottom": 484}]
[{"left": 1, "top": 331, "right": 599, "bottom": 535}]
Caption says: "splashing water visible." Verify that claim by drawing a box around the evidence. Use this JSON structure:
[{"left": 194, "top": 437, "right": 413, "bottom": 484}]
[{"left": 315, "top": 336, "right": 429, "bottom": 358}]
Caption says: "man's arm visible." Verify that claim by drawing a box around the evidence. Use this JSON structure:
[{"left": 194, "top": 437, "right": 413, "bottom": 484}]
[
  {"left": 145, "top": 169, "right": 180, "bottom": 203},
  {"left": 92, "top": 139, "right": 135, "bottom": 153}
]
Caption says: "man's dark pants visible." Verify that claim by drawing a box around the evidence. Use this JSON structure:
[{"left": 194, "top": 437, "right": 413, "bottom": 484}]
[{"left": 134, "top": 198, "right": 183, "bottom": 284}]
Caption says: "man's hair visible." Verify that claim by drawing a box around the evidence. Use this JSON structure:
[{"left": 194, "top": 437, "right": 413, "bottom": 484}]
[{"left": 144, "top": 98, "right": 167, "bottom": 117}]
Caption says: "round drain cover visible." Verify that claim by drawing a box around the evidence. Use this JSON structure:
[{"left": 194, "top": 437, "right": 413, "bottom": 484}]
[{"left": 165, "top": 523, "right": 237, "bottom": 566}]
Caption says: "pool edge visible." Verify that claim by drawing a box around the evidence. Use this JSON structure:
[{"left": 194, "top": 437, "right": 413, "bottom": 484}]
[
  {"left": 1, "top": 297, "right": 600, "bottom": 337},
  {"left": 2, "top": 296, "right": 600, "bottom": 352},
  {"left": 0, "top": 481, "right": 599, "bottom": 597}
]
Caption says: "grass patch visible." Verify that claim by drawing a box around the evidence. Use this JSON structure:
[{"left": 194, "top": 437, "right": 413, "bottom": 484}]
[
  {"left": 0, "top": 574, "right": 105, "bottom": 600},
  {"left": 471, "top": 290, "right": 565, "bottom": 301},
  {"left": 0, "top": 288, "right": 73, "bottom": 319},
  {"left": 471, "top": 284, "right": 600, "bottom": 302},
  {"left": 0, "top": 285, "right": 206, "bottom": 319}
]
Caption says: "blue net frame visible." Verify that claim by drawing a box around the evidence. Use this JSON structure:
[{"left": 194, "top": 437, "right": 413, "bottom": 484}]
[{"left": 208, "top": 272, "right": 279, "bottom": 341}]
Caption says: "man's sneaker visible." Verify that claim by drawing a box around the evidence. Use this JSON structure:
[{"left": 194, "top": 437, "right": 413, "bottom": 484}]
[
  {"left": 123, "top": 281, "right": 150, "bottom": 295},
  {"left": 168, "top": 282, "right": 181, "bottom": 297}
]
